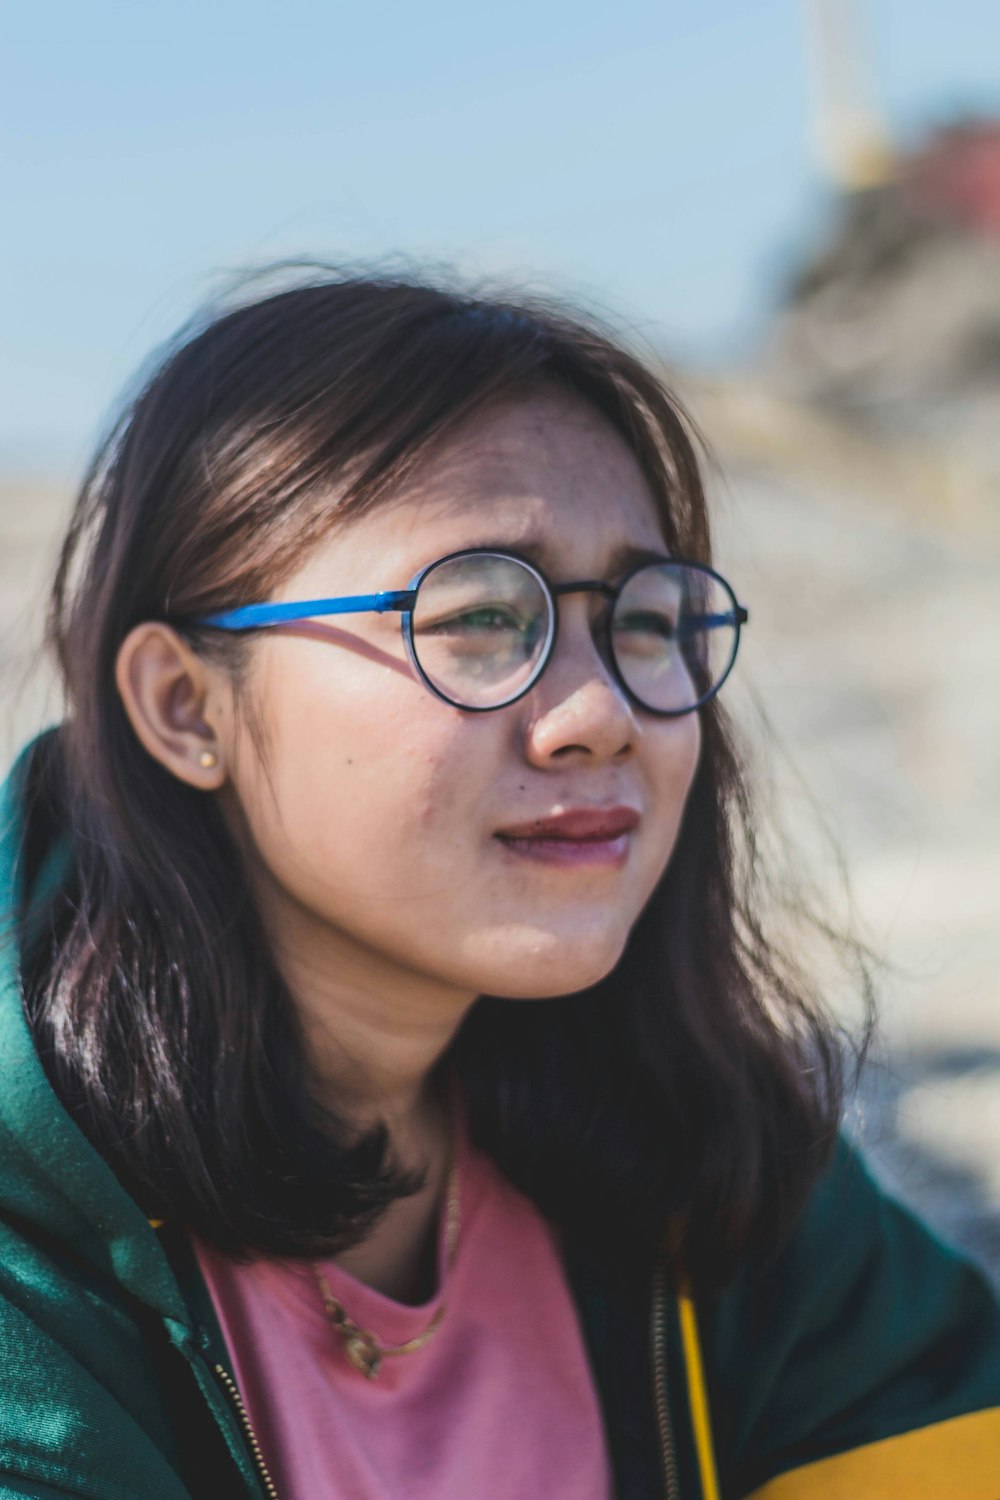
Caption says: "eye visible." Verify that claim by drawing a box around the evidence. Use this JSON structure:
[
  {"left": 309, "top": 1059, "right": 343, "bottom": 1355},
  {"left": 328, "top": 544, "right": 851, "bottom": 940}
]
[
  {"left": 613, "top": 609, "right": 678, "bottom": 639},
  {"left": 420, "top": 604, "right": 532, "bottom": 635}
]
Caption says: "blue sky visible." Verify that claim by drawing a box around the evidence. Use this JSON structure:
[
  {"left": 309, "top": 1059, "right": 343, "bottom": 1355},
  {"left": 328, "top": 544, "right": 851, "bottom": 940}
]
[{"left": 4, "top": 0, "right": 999, "bottom": 476}]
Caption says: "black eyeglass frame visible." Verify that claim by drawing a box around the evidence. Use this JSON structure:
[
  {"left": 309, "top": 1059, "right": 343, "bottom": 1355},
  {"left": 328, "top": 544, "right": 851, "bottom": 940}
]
[{"left": 192, "top": 546, "right": 749, "bottom": 718}]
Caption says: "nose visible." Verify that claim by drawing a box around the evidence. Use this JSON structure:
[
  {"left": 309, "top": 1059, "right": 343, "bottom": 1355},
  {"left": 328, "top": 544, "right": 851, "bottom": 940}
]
[{"left": 521, "top": 600, "right": 638, "bottom": 766}]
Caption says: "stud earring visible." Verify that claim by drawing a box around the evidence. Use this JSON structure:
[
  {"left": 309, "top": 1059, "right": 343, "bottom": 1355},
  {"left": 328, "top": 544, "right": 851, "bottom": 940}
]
[{"left": 198, "top": 749, "right": 219, "bottom": 770}]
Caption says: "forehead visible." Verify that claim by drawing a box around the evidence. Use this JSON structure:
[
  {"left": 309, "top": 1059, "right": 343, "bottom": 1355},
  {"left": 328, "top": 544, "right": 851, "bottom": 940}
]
[
  {"left": 415, "top": 388, "right": 642, "bottom": 482},
  {"left": 413, "top": 388, "right": 657, "bottom": 505},
  {"left": 294, "top": 389, "right": 670, "bottom": 590}
]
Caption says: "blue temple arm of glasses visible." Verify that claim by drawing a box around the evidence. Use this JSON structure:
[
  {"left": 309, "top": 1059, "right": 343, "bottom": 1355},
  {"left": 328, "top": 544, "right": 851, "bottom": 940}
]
[
  {"left": 196, "top": 590, "right": 418, "bottom": 630},
  {"left": 675, "top": 607, "right": 749, "bottom": 635}
]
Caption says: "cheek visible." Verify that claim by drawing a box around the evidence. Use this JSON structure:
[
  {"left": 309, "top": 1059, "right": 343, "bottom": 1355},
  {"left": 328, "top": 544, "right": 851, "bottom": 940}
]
[
  {"left": 232, "top": 645, "right": 483, "bottom": 905},
  {"left": 677, "top": 714, "right": 702, "bottom": 799},
  {"left": 644, "top": 714, "right": 702, "bottom": 871}
]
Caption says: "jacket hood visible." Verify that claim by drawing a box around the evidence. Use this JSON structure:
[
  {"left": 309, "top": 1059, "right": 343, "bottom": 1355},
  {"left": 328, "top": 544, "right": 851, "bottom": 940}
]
[{"left": 0, "top": 730, "right": 190, "bottom": 1324}]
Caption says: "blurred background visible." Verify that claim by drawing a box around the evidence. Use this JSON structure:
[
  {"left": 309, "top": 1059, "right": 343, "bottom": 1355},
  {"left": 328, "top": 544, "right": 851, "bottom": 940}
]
[{"left": 3, "top": 1, "right": 999, "bottom": 1280}]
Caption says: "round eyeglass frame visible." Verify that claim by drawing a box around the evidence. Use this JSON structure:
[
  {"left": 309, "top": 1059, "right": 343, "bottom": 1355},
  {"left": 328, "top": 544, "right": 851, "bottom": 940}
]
[{"left": 397, "top": 547, "right": 748, "bottom": 717}]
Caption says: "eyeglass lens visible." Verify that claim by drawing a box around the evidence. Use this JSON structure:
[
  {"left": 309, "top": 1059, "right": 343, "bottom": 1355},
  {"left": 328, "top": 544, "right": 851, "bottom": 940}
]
[
  {"left": 410, "top": 554, "right": 552, "bottom": 708},
  {"left": 409, "top": 553, "right": 739, "bottom": 713}
]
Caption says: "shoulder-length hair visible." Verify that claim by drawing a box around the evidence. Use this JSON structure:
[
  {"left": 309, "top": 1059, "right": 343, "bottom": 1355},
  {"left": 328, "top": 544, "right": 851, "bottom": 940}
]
[{"left": 17, "top": 267, "right": 871, "bottom": 1287}]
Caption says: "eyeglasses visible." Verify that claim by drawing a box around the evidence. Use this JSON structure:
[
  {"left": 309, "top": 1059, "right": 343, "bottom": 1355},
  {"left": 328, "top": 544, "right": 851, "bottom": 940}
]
[{"left": 193, "top": 548, "right": 748, "bottom": 716}]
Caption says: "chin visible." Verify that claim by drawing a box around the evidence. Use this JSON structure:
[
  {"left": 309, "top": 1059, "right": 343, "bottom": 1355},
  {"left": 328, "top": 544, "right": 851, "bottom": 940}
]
[{"left": 471, "top": 924, "right": 630, "bottom": 1000}]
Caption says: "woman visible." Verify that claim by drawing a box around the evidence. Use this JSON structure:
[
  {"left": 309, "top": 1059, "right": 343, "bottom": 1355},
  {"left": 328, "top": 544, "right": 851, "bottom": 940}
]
[{"left": 1, "top": 269, "right": 998, "bottom": 1499}]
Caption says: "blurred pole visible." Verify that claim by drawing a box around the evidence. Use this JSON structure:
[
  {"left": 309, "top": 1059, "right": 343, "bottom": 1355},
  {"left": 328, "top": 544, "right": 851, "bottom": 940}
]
[{"left": 803, "top": 0, "right": 895, "bottom": 189}]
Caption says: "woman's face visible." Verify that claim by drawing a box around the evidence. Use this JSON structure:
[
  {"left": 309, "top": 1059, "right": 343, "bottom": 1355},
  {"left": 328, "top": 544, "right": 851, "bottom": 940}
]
[{"left": 223, "top": 388, "right": 701, "bottom": 1006}]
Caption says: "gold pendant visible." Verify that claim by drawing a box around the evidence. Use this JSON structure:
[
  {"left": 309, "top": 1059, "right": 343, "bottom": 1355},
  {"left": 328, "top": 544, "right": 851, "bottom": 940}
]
[{"left": 344, "top": 1329, "right": 382, "bottom": 1380}]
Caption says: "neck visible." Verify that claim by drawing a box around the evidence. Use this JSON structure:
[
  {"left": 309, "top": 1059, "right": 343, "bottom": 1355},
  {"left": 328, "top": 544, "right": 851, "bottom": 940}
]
[{"left": 260, "top": 885, "right": 476, "bottom": 1158}]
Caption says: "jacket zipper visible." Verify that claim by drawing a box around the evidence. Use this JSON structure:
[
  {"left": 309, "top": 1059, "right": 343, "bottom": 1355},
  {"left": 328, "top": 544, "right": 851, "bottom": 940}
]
[
  {"left": 213, "top": 1362, "right": 282, "bottom": 1500},
  {"left": 651, "top": 1249, "right": 681, "bottom": 1500}
]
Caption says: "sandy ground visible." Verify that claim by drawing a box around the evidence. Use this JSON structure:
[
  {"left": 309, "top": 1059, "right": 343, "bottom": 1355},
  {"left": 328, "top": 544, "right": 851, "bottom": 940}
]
[{"left": 2, "top": 411, "right": 998, "bottom": 1287}]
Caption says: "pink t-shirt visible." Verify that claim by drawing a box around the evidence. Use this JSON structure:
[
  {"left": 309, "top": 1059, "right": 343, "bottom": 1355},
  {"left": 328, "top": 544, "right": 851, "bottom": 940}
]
[{"left": 193, "top": 1118, "right": 614, "bottom": 1500}]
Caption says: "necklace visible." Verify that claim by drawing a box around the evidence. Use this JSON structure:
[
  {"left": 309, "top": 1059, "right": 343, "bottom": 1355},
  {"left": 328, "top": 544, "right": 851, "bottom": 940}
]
[{"left": 310, "top": 1141, "right": 461, "bottom": 1381}]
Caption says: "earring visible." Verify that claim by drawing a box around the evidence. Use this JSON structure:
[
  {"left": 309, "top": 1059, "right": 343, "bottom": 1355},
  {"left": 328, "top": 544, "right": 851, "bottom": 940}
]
[{"left": 198, "top": 749, "right": 219, "bottom": 770}]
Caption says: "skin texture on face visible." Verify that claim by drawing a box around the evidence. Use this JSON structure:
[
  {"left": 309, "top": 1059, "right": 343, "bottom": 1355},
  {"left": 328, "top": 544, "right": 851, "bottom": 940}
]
[{"left": 212, "top": 389, "right": 702, "bottom": 1106}]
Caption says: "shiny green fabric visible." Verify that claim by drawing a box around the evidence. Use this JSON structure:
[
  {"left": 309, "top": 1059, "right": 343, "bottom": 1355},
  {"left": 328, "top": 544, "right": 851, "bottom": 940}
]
[{"left": 707, "top": 1139, "right": 1000, "bottom": 1494}]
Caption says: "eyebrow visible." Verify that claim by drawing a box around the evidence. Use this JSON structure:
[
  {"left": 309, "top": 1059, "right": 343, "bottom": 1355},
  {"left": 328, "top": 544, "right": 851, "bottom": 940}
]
[{"left": 456, "top": 536, "right": 673, "bottom": 577}]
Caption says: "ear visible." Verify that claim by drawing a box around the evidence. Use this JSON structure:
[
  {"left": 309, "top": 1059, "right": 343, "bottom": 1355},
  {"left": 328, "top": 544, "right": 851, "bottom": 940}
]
[{"left": 115, "top": 623, "right": 233, "bottom": 790}]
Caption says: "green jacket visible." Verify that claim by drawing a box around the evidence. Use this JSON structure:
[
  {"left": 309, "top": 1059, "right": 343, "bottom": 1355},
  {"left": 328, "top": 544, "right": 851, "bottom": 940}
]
[{"left": 1, "top": 737, "right": 999, "bottom": 1500}]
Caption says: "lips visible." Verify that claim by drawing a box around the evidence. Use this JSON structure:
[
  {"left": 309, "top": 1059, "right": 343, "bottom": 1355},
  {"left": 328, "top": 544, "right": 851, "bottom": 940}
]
[
  {"left": 494, "top": 806, "right": 640, "bottom": 870},
  {"left": 495, "top": 807, "right": 641, "bottom": 842}
]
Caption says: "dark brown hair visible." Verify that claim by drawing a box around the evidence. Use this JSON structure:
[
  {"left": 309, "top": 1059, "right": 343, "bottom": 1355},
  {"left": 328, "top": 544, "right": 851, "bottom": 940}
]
[{"left": 15, "top": 266, "right": 872, "bottom": 1287}]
